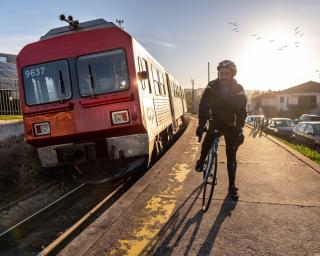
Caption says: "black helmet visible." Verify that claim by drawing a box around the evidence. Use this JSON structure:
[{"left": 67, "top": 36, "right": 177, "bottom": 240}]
[{"left": 217, "top": 60, "right": 237, "bottom": 76}]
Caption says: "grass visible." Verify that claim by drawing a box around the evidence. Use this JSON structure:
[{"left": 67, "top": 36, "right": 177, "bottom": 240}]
[
  {"left": 0, "top": 115, "right": 23, "bottom": 120},
  {"left": 274, "top": 136, "right": 320, "bottom": 165}
]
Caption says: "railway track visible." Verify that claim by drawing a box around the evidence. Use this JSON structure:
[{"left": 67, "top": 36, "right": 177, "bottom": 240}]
[
  {"left": 0, "top": 174, "right": 141, "bottom": 255},
  {"left": 0, "top": 180, "right": 60, "bottom": 213},
  {"left": 0, "top": 182, "right": 88, "bottom": 249}
]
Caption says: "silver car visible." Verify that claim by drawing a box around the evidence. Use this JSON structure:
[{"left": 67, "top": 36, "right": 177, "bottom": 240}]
[{"left": 266, "top": 118, "right": 295, "bottom": 138}]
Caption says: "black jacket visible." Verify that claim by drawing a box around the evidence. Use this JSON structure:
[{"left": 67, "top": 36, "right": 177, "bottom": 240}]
[{"left": 198, "top": 79, "right": 247, "bottom": 130}]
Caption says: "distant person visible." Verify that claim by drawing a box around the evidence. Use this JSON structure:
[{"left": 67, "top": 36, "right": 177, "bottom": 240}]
[
  {"left": 253, "top": 117, "right": 257, "bottom": 129},
  {"left": 195, "top": 60, "right": 247, "bottom": 199}
]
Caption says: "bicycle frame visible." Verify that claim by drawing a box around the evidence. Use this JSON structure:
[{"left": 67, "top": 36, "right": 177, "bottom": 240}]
[{"left": 203, "top": 136, "right": 220, "bottom": 181}]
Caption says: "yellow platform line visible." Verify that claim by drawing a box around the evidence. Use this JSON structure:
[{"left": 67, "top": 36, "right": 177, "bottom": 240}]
[{"left": 108, "top": 138, "right": 199, "bottom": 256}]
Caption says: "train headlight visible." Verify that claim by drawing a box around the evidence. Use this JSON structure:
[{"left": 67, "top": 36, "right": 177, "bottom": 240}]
[
  {"left": 33, "top": 122, "right": 51, "bottom": 136},
  {"left": 111, "top": 110, "right": 130, "bottom": 125}
]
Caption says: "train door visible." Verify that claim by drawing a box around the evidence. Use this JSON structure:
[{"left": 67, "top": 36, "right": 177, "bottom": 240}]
[{"left": 165, "top": 73, "right": 177, "bottom": 130}]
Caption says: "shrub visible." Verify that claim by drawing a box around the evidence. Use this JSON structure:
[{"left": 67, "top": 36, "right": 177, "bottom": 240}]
[{"left": 0, "top": 135, "right": 44, "bottom": 192}]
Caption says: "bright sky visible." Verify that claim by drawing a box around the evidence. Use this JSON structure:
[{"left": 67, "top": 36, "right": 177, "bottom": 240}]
[{"left": 1, "top": 0, "right": 320, "bottom": 90}]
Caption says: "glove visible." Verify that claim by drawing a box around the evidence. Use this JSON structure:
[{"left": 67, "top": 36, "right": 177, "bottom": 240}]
[
  {"left": 235, "top": 127, "right": 244, "bottom": 146},
  {"left": 234, "top": 127, "right": 243, "bottom": 137},
  {"left": 237, "top": 133, "right": 245, "bottom": 145},
  {"left": 196, "top": 125, "right": 206, "bottom": 138}
]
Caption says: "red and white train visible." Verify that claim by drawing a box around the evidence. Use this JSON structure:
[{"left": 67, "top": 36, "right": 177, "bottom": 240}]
[{"left": 16, "top": 18, "right": 187, "bottom": 169}]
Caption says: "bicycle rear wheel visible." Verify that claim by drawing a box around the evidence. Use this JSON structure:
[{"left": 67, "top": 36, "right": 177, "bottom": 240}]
[{"left": 202, "top": 152, "right": 218, "bottom": 213}]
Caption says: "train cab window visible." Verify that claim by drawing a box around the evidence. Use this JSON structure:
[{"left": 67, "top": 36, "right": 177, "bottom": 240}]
[
  {"left": 23, "top": 60, "right": 71, "bottom": 105},
  {"left": 77, "top": 49, "right": 129, "bottom": 97}
]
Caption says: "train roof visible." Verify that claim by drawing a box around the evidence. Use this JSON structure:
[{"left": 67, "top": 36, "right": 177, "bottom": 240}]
[{"left": 40, "top": 18, "right": 118, "bottom": 40}]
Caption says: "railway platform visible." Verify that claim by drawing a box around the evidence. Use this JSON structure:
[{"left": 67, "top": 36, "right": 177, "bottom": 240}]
[{"left": 58, "top": 116, "right": 320, "bottom": 256}]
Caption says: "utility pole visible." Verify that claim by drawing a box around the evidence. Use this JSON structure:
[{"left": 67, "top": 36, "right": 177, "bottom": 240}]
[
  {"left": 208, "top": 62, "right": 210, "bottom": 83},
  {"left": 191, "top": 78, "right": 195, "bottom": 113},
  {"left": 116, "top": 19, "right": 124, "bottom": 30}
]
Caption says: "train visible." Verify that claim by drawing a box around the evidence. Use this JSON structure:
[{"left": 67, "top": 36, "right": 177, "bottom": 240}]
[{"left": 16, "top": 17, "right": 187, "bottom": 173}]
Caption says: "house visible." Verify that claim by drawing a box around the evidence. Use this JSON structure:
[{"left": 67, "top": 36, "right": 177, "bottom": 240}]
[
  {"left": 277, "top": 81, "right": 320, "bottom": 117},
  {"left": 250, "top": 91, "right": 278, "bottom": 116},
  {"left": 251, "top": 81, "right": 320, "bottom": 118},
  {"left": 0, "top": 53, "right": 16, "bottom": 64}
]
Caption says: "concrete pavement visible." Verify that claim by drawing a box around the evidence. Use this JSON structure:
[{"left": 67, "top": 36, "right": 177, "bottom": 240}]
[{"left": 58, "top": 116, "right": 320, "bottom": 256}]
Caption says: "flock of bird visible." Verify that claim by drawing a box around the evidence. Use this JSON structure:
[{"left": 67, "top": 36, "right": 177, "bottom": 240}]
[
  {"left": 227, "top": 22, "right": 319, "bottom": 76},
  {"left": 227, "top": 22, "right": 304, "bottom": 51}
]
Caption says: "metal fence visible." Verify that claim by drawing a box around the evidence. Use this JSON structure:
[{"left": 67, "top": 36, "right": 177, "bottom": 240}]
[{"left": 0, "top": 78, "right": 22, "bottom": 115}]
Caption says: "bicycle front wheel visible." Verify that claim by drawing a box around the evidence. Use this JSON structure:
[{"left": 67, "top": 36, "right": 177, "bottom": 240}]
[{"left": 202, "top": 152, "right": 218, "bottom": 213}]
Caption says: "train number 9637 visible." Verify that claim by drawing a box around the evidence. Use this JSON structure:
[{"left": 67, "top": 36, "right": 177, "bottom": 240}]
[{"left": 24, "top": 67, "right": 45, "bottom": 78}]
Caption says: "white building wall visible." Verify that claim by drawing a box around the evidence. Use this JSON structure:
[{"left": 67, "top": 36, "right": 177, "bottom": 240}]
[
  {"left": 276, "top": 93, "right": 320, "bottom": 112},
  {"left": 261, "top": 98, "right": 277, "bottom": 107},
  {"left": 277, "top": 95, "right": 288, "bottom": 111}
]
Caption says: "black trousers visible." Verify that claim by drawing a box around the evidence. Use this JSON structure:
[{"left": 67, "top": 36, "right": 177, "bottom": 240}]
[{"left": 200, "top": 127, "right": 239, "bottom": 187}]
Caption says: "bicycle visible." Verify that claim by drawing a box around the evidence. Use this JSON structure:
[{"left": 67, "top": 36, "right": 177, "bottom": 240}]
[
  {"left": 197, "top": 128, "right": 221, "bottom": 213},
  {"left": 197, "top": 127, "right": 243, "bottom": 212}
]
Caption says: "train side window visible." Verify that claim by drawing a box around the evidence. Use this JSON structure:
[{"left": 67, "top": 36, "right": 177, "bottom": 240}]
[
  {"left": 137, "top": 57, "right": 145, "bottom": 90},
  {"left": 151, "top": 65, "right": 159, "bottom": 95},
  {"left": 138, "top": 57, "right": 150, "bottom": 91},
  {"left": 161, "top": 74, "right": 166, "bottom": 96},
  {"left": 159, "top": 72, "right": 166, "bottom": 96},
  {"left": 152, "top": 65, "right": 163, "bottom": 95},
  {"left": 143, "top": 59, "right": 152, "bottom": 93},
  {"left": 157, "top": 71, "right": 163, "bottom": 95}
]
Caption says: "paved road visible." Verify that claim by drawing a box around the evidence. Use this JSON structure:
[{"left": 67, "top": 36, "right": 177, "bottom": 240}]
[{"left": 59, "top": 117, "right": 320, "bottom": 256}]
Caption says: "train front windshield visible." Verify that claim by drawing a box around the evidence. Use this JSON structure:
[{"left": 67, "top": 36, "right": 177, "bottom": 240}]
[
  {"left": 77, "top": 49, "right": 130, "bottom": 97},
  {"left": 23, "top": 60, "right": 71, "bottom": 105}
]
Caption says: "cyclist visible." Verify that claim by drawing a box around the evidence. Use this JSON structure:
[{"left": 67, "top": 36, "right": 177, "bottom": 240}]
[{"left": 195, "top": 60, "right": 247, "bottom": 199}]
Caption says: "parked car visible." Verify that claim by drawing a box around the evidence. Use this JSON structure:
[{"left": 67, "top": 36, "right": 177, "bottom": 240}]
[
  {"left": 291, "top": 121, "right": 320, "bottom": 151},
  {"left": 245, "top": 115, "right": 264, "bottom": 126},
  {"left": 294, "top": 114, "right": 320, "bottom": 124},
  {"left": 266, "top": 118, "right": 296, "bottom": 138}
]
